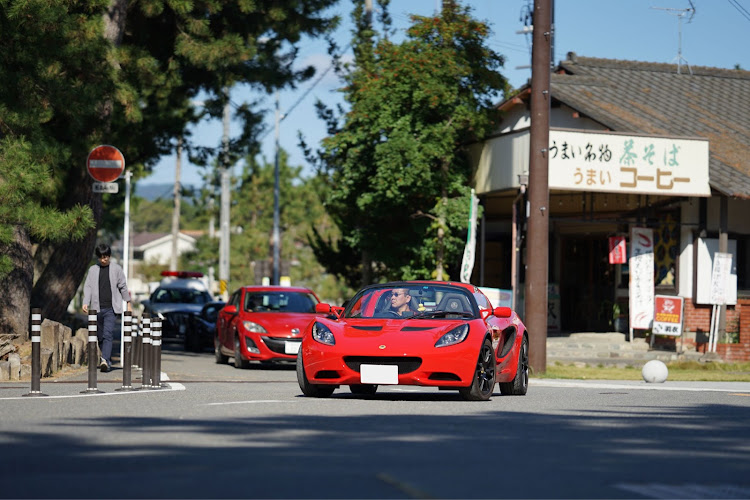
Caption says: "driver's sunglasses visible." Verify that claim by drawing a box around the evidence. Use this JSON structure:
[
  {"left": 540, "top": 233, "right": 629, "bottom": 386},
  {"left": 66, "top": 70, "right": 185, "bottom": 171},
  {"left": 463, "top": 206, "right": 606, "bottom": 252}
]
[{"left": 390, "top": 292, "right": 404, "bottom": 297}]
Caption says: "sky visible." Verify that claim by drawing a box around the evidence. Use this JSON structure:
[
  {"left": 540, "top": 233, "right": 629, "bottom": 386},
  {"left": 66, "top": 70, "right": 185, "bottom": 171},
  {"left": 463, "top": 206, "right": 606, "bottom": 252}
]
[{"left": 138, "top": 0, "right": 750, "bottom": 192}]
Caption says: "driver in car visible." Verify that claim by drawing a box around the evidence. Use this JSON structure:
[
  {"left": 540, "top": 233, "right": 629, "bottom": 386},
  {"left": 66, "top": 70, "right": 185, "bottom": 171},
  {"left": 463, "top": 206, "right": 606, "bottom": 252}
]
[{"left": 389, "top": 288, "right": 416, "bottom": 317}]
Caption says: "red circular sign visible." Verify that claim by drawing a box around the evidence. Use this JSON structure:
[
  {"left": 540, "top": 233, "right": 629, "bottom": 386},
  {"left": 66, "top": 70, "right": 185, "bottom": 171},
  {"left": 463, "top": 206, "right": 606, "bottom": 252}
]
[{"left": 86, "top": 145, "right": 125, "bottom": 182}]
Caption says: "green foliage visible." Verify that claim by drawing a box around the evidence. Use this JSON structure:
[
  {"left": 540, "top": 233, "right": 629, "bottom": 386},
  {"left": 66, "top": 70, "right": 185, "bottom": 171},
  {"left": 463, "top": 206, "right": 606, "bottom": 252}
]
[
  {"left": 0, "top": 138, "right": 94, "bottom": 276},
  {"left": 308, "top": 2, "right": 505, "bottom": 288},
  {"left": 183, "top": 149, "right": 354, "bottom": 303}
]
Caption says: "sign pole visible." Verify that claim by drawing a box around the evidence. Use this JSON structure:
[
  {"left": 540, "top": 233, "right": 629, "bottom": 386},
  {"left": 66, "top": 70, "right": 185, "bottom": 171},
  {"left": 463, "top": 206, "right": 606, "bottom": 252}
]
[{"left": 120, "top": 170, "right": 132, "bottom": 366}]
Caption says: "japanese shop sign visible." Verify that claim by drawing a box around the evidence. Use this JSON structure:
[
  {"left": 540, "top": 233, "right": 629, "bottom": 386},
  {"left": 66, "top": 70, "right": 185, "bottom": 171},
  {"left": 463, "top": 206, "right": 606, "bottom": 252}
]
[
  {"left": 629, "top": 227, "right": 654, "bottom": 330},
  {"left": 548, "top": 130, "right": 710, "bottom": 196},
  {"left": 608, "top": 236, "right": 627, "bottom": 264},
  {"left": 709, "top": 252, "right": 733, "bottom": 305},
  {"left": 653, "top": 295, "right": 684, "bottom": 336}
]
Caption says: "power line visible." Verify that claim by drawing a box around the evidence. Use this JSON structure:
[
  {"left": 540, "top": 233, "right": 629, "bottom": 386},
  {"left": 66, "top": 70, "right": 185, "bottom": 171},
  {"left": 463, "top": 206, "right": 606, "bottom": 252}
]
[{"left": 727, "top": 0, "right": 750, "bottom": 22}]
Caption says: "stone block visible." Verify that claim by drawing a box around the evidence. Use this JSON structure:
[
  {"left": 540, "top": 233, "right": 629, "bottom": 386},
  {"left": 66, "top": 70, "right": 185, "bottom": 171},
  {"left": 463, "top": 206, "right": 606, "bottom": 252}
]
[
  {"left": 71, "top": 337, "right": 85, "bottom": 365},
  {"left": 41, "top": 320, "right": 62, "bottom": 371},
  {"left": 0, "top": 361, "right": 9, "bottom": 381},
  {"left": 62, "top": 339, "right": 72, "bottom": 365},
  {"left": 40, "top": 348, "right": 53, "bottom": 377},
  {"left": 8, "top": 353, "right": 21, "bottom": 381},
  {"left": 20, "top": 363, "right": 31, "bottom": 380}
]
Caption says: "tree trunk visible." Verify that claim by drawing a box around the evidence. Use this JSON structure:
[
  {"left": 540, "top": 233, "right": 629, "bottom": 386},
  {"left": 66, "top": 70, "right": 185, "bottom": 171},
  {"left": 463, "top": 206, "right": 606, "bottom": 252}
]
[
  {"left": 30, "top": 0, "right": 126, "bottom": 323},
  {"left": 0, "top": 226, "right": 33, "bottom": 339},
  {"left": 31, "top": 180, "right": 102, "bottom": 322}
]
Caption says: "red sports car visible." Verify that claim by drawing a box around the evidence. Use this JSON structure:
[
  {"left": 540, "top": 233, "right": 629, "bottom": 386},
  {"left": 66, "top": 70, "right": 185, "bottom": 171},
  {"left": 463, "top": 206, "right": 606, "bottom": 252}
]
[
  {"left": 297, "top": 281, "right": 529, "bottom": 401},
  {"left": 215, "top": 286, "right": 321, "bottom": 368}
]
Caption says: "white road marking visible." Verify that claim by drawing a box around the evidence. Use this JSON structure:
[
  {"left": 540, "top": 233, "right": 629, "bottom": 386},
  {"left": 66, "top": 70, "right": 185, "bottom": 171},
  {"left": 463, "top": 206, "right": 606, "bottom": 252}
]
[{"left": 616, "top": 482, "right": 750, "bottom": 499}]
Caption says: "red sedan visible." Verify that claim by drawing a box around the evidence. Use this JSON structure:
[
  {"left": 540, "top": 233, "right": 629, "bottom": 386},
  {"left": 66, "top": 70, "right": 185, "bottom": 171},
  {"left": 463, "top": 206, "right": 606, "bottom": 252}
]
[
  {"left": 215, "top": 286, "right": 321, "bottom": 368},
  {"left": 297, "top": 281, "right": 529, "bottom": 401}
]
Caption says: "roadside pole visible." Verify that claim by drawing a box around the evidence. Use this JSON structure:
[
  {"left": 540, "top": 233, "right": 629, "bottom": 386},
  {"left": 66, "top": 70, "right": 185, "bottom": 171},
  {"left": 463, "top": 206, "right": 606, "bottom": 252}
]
[
  {"left": 525, "top": 0, "right": 552, "bottom": 374},
  {"left": 121, "top": 170, "right": 132, "bottom": 366}
]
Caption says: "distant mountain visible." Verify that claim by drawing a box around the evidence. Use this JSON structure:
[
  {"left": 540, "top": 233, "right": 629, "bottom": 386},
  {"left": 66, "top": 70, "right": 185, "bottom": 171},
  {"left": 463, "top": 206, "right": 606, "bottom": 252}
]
[{"left": 135, "top": 183, "right": 196, "bottom": 202}]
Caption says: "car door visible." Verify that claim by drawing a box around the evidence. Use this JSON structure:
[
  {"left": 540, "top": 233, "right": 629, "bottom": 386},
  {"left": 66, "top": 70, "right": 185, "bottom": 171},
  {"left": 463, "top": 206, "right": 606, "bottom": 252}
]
[{"left": 218, "top": 291, "right": 240, "bottom": 350}]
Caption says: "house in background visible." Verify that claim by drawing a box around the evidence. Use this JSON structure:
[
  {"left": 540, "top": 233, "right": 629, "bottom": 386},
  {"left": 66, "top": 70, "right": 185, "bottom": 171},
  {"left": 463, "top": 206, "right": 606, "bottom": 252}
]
[
  {"left": 470, "top": 53, "right": 750, "bottom": 361},
  {"left": 123, "top": 230, "right": 203, "bottom": 301}
]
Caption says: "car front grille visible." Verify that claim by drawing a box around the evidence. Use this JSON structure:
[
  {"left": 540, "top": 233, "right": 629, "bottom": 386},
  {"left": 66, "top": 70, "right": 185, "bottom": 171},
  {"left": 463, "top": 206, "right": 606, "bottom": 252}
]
[
  {"left": 343, "top": 356, "right": 422, "bottom": 374},
  {"left": 261, "top": 336, "right": 301, "bottom": 355}
]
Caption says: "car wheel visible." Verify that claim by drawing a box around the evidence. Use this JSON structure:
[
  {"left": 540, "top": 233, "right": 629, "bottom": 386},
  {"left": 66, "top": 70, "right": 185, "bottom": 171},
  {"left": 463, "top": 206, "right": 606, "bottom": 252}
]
[
  {"left": 296, "top": 352, "right": 335, "bottom": 398},
  {"left": 500, "top": 335, "right": 529, "bottom": 396},
  {"left": 459, "top": 338, "right": 497, "bottom": 401},
  {"left": 234, "top": 335, "right": 250, "bottom": 369},
  {"left": 349, "top": 384, "right": 378, "bottom": 395},
  {"left": 214, "top": 336, "right": 228, "bottom": 364}
]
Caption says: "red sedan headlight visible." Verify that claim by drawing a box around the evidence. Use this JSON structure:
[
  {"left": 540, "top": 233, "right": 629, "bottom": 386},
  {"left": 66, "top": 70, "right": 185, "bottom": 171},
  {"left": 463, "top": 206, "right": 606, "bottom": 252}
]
[
  {"left": 242, "top": 321, "right": 267, "bottom": 333},
  {"left": 311, "top": 322, "right": 335, "bottom": 346},
  {"left": 435, "top": 324, "right": 470, "bottom": 347}
]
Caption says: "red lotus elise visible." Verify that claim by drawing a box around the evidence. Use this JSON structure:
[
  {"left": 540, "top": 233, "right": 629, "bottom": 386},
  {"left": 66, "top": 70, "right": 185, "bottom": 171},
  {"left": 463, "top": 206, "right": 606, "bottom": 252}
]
[
  {"left": 297, "top": 281, "right": 529, "bottom": 401},
  {"left": 215, "top": 286, "right": 321, "bottom": 367}
]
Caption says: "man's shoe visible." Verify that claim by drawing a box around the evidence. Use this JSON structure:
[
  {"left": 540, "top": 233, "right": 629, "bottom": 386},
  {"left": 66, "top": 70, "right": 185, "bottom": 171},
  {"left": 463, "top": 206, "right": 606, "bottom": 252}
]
[{"left": 100, "top": 358, "right": 109, "bottom": 372}]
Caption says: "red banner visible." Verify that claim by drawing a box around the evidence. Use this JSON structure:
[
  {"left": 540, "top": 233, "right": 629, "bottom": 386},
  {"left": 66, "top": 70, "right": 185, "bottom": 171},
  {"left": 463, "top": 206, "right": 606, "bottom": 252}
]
[{"left": 608, "top": 236, "right": 626, "bottom": 264}]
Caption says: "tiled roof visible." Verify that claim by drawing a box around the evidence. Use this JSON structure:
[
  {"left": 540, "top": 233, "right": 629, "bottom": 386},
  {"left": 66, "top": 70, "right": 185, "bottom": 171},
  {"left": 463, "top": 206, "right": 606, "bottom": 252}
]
[{"left": 547, "top": 53, "right": 750, "bottom": 198}]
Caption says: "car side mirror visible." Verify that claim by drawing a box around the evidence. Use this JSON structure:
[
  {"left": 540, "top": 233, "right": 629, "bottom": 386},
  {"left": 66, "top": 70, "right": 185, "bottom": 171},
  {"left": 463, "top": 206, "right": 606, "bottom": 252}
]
[
  {"left": 224, "top": 305, "right": 237, "bottom": 314},
  {"left": 315, "top": 303, "right": 332, "bottom": 314},
  {"left": 494, "top": 306, "right": 512, "bottom": 318}
]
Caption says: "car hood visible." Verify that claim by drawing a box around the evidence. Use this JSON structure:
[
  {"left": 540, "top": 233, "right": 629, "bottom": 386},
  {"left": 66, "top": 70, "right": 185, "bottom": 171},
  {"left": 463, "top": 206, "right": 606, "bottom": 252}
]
[
  {"left": 147, "top": 303, "right": 204, "bottom": 315},
  {"left": 244, "top": 312, "right": 320, "bottom": 335}
]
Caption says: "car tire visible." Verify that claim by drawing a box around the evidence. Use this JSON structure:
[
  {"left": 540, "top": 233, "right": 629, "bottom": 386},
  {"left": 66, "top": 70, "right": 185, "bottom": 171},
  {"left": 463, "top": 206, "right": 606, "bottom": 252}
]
[
  {"left": 234, "top": 335, "right": 250, "bottom": 369},
  {"left": 459, "top": 338, "right": 497, "bottom": 401},
  {"left": 349, "top": 384, "right": 378, "bottom": 395},
  {"left": 214, "top": 336, "right": 228, "bottom": 364},
  {"left": 499, "top": 335, "right": 529, "bottom": 396},
  {"left": 296, "top": 352, "right": 335, "bottom": 398}
]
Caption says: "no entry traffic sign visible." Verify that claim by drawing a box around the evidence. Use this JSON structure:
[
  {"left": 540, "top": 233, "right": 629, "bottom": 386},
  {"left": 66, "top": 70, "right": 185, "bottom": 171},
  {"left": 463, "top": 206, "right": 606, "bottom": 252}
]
[{"left": 87, "top": 145, "right": 125, "bottom": 182}]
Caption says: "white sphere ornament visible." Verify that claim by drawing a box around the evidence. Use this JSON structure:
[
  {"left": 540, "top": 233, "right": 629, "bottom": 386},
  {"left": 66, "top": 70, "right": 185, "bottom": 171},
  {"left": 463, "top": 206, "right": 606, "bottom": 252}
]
[{"left": 642, "top": 360, "right": 669, "bottom": 383}]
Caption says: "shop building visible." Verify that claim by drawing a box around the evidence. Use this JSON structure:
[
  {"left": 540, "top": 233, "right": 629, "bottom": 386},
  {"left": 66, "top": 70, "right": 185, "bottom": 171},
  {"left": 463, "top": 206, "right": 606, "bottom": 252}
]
[{"left": 470, "top": 53, "right": 750, "bottom": 361}]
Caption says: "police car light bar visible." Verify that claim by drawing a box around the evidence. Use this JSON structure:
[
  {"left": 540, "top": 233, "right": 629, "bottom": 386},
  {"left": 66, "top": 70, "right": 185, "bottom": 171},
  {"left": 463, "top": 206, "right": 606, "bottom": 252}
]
[{"left": 160, "top": 271, "right": 204, "bottom": 278}]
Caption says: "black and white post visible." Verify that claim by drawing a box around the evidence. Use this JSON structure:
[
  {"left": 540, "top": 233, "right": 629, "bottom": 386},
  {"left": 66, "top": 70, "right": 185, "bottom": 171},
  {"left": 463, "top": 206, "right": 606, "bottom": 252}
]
[
  {"left": 141, "top": 313, "right": 152, "bottom": 389},
  {"left": 81, "top": 310, "right": 104, "bottom": 394},
  {"left": 116, "top": 311, "right": 137, "bottom": 391},
  {"left": 23, "top": 308, "right": 48, "bottom": 397}
]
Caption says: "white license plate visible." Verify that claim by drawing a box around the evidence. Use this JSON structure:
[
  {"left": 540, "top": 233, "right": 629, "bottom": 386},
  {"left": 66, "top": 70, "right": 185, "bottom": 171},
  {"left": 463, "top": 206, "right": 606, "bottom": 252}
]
[
  {"left": 284, "top": 341, "right": 301, "bottom": 354},
  {"left": 360, "top": 364, "right": 398, "bottom": 385}
]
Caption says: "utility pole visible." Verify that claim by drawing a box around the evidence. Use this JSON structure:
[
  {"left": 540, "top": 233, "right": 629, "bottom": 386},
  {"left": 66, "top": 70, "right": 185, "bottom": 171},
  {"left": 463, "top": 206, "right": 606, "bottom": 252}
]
[
  {"left": 170, "top": 136, "right": 182, "bottom": 271},
  {"left": 272, "top": 91, "right": 281, "bottom": 286},
  {"left": 525, "top": 0, "right": 551, "bottom": 374},
  {"left": 219, "top": 87, "right": 231, "bottom": 301}
]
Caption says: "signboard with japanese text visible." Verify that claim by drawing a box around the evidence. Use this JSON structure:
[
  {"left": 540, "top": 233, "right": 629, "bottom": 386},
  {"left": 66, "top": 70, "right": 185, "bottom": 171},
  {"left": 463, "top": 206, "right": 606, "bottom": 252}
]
[
  {"left": 608, "top": 236, "right": 627, "bottom": 264},
  {"left": 629, "top": 227, "right": 654, "bottom": 330},
  {"left": 695, "top": 238, "right": 737, "bottom": 305},
  {"left": 548, "top": 129, "right": 710, "bottom": 197},
  {"left": 652, "top": 295, "right": 684, "bottom": 336},
  {"left": 709, "top": 252, "right": 733, "bottom": 305}
]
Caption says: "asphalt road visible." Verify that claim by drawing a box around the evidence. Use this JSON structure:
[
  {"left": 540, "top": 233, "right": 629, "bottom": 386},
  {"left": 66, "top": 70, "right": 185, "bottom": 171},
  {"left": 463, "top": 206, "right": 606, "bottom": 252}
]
[{"left": 1, "top": 344, "right": 750, "bottom": 499}]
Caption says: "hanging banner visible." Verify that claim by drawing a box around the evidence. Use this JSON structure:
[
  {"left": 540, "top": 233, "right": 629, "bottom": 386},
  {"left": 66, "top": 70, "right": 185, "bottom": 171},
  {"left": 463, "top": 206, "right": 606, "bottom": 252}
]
[
  {"left": 629, "top": 227, "right": 654, "bottom": 330},
  {"left": 460, "top": 189, "right": 479, "bottom": 283},
  {"left": 652, "top": 295, "right": 684, "bottom": 336},
  {"left": 608, "top": 235, "right": 627, "bottom": 264}
]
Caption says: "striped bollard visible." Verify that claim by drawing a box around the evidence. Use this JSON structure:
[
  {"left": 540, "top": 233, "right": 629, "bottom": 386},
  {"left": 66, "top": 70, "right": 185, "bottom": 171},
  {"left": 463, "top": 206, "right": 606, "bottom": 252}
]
[
  {"left": 132, "top": 314, "right": 142, "bottom": 369},
  {"left": 151, "top": 317, "right": 163, "bottom": 389},
  {"left": 81, "top": 310, "right": 104, "bottom": 394},
  {"left": 23, "top": 308, "right": 48, "bottom": 397},
  {"left": 141, "top": 313, "right": 152, "bottom": 389},
  {"left": 116, "top": 311, "right": 137, "bottom": 392}
]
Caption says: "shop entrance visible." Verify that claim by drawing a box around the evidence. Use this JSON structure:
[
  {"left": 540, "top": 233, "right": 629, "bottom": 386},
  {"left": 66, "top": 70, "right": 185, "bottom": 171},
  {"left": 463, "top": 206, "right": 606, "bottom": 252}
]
[{"left": 560, "top": 236, "right": 616, "bottom": 332}]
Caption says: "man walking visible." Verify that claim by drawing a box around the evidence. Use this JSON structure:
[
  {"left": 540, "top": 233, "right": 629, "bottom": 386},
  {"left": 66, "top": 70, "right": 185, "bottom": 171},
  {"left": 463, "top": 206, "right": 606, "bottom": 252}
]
[{"left": 82, "top": 243, "right": 132, "bottom": 372}]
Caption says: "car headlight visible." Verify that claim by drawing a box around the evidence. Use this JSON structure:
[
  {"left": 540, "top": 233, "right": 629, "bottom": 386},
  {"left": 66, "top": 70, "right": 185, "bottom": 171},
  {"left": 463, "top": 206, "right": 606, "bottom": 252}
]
[
  {"left": 312, "top": 322, "right": 335, "bottom": 346},
  {"left": 435, "top": 324, "right": 470, "bottom": 347},
  {"left": 242, "top": 321, "right": 267, "bottom": 333}
]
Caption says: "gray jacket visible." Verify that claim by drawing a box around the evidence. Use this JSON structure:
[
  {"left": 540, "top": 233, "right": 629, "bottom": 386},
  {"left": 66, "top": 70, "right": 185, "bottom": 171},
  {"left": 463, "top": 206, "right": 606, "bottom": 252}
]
[{"left": 82, "top": 262, "right": 131, "bottom": 314}]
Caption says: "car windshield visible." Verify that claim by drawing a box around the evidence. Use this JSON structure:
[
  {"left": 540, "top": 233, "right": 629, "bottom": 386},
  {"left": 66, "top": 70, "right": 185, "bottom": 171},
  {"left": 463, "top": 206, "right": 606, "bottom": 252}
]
[
  {"left": 152, "top": 288, "right": 211, "bottom": 304},
  {"left": 243, "top": 292, "right": 318, "bottom": 313},
  {"left": 343, "top": 284, "right": 478, "bottom": 319}
]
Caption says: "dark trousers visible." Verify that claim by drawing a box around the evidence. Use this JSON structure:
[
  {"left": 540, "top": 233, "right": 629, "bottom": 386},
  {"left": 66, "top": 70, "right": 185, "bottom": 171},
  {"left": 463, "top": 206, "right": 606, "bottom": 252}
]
[{"left": 97, "top": 308, "right": 117, "bottom": 366}]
